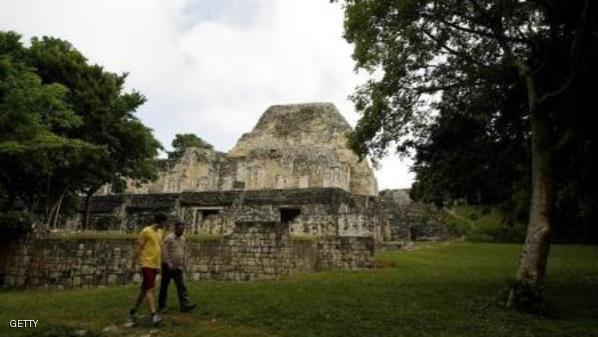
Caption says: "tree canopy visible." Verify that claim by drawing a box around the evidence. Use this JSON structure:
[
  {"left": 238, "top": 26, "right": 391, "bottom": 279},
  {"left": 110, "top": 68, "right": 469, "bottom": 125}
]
[{"left": 0, "top": 31, "right": 162, "bottom": 229}]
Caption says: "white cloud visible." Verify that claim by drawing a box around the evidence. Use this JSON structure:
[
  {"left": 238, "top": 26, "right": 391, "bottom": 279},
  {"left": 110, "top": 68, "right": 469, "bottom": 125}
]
[{"left": 0, "top": 0, "right": 414, "bottom": 189}]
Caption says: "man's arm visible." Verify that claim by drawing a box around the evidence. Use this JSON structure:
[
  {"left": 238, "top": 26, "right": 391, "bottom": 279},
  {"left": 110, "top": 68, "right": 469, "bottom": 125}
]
[
  {"left": 182, "top": 237, "right": 187, "bottom": 271},
  {"left": 131, "top": 233, "right": 146, "bottom": 270}
]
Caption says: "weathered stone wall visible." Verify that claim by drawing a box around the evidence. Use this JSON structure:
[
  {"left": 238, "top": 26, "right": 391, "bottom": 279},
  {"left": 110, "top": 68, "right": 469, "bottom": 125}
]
[
  {"left": 186, "top": 221, "right": 292, "bottom": 281},
  {"left": 379, "top": 189, "right": 448, "bottom": 241},
  {"left": 123, "top": 148, "right": 225, "bottom": 194},
  {"left": 223, "top": 148, "right": 352, "bottom": 192},
  {"left": 0, "top": 231, "right": 374, "bottom": 289},
  {"left": 87, "top": 188, "right": 379, "bottom": 238},
  {"left": 0, "top": 237, "right": 134, "bottom": 289}
]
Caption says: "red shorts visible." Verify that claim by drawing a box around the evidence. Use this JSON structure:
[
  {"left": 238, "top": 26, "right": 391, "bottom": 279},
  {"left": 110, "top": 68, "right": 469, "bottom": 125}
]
[{"left": 141, "top": 267, "right": 159, "bottom": 290}]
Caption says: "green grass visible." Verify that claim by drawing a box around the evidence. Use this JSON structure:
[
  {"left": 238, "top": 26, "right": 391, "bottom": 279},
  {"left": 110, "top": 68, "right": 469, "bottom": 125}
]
[{"left": 1, "top": 242, "right": 597, "bottom": 337}]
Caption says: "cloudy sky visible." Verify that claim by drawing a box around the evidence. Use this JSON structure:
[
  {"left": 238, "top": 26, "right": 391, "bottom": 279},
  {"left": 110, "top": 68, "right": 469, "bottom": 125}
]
[{"left": 0, "top": 0, "right": 414, "bottom": 189}]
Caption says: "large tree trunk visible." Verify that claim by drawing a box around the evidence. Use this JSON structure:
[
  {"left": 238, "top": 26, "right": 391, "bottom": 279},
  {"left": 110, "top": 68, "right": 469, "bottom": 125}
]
[
  {"left": 506, "top": 67, "right": 554, "bottom": 309},
  {"left": 516, "top": 107, "right": 553, "bottom": 284}
]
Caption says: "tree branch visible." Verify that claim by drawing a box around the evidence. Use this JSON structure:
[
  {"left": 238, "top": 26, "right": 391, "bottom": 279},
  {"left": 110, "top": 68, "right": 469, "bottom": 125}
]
[
  {"left": 467, "top": 0, "right": 516, "bottom": 61},
  {"left": 430, "top": 14, "right": 529, "bottom": 45},
  {"left": 415, "top": 80, "right": 483, "bottom": 94},
  {"left": 516, "top": 61, "right": 539, "bottom": 115},
  {"left": 421, "top": 29, "right": 489, "bottom": 68}
]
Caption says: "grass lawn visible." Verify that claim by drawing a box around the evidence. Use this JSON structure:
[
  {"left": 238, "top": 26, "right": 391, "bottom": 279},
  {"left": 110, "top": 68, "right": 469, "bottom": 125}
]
[{"left": 1, "top": 242, "right": 597, "bottom": 337}]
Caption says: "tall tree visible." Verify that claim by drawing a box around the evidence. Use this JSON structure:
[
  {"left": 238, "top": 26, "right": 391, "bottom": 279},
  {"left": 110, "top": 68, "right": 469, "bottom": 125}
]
[
  {"left": 0, "top": 31, "right": 162, "bottom": 229},
  {"left": 0, "top": 32, "right": 101, "bottom": 228},
  {"left": 26, "top": 36, "right": 162, "bottom": 229},
  {"left": 338, "top": 0, "right": 597, "bottom": 301}
]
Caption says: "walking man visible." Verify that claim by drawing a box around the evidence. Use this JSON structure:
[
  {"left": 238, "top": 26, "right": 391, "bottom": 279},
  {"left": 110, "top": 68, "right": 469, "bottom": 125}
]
[
  {"left": 129, "top": 213, "right": 168, "bottom": 325},
  {"left": 158, "top": 221, "right": 196, "bottom": 312}
]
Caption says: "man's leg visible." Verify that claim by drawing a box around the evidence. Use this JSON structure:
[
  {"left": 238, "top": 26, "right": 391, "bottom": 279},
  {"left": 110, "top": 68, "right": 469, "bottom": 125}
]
[
  {"left": 129, "top": 270, "right": 148, "bottom": 321},
  {"left": 133, "top": 268, "right": 162, "bottom": 325},
  {"left": 172, "top": 268, "right": 194, "bottom": 311},
  {"left": 145, "top": 288, "right": 157, "bottom": 314},
  {"left": 144, "top": 268, "right": 163, "bottom": 325},
  {"left": 158, "top": 264, "right": 172, "bottom": 311},
  {"left": 133, "top": 288, "right": 145, "bottom": 309}
]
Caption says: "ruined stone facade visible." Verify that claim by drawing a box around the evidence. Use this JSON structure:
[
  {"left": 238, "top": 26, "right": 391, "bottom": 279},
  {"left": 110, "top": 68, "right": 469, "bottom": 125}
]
[
  {"left": 89, "top": 188, "right": 379, "bottom": 238},
  {"left": 101, "top": 103, "right": 378, "bottom": 196},
  {"left": 94, "top": 103, "right": 380, "bottom": 239},
  {"left": 379, "top": 189, "right": 448, "bottom": 241}
]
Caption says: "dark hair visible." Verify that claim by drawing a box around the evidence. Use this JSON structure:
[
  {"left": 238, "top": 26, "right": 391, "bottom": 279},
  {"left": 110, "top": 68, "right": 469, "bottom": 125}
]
[
  {"left": 174, "top": 221, "right": 186, "bottom": 227},
  {"left": 154, "top": 213, "right": 168, "bottom": 224}
]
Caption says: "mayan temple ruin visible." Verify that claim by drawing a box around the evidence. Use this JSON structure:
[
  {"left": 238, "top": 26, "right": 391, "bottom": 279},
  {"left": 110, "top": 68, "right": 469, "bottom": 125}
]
[
  {"left": 92, "top": 103, "right": 381, "bottom": 237},
  {"left": 0, "top": 103, "right": 445, "bottom": 289}
]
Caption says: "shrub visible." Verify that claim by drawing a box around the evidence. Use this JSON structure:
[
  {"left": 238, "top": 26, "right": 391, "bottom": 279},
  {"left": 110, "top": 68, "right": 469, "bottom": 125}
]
[
  {"left": 0, "top": 210, "right": 35, "bottom": 234},
  {"left": 443, "top": 206, "right": 526, "bottom": 242}
]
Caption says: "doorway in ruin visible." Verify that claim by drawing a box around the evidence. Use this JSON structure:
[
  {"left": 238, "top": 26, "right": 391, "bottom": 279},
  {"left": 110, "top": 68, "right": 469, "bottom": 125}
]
[
  {"left": 194, "top": 208, "right": 223, "bottom": 234},
  {"left": 280, "top": 207, "right": 301, "bottom": 224}
]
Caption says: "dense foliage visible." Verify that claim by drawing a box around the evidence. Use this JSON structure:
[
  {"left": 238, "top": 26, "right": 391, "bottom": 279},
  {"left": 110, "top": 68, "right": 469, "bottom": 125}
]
[
  {"left": 0, "top": 31, "right": 161, "bottom": 231},
  {"left": 339, "top": 0, "right": 597, "bottom": 243}
]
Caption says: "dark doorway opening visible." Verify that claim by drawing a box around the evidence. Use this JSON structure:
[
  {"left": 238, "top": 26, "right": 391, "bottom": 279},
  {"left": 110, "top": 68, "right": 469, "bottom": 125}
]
[
  {"left": 280, "top": 208, "right": 301, "bottom": 224},
  {"left": 196, "top": 209, "right": 221, "bottom": 234},
  {"left": 201, "top": 209, "right": 220, "bottom": 217}
]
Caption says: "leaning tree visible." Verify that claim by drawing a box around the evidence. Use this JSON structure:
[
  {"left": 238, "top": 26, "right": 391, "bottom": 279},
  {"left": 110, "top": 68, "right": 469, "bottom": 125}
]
[{"left": 337, "top": 0, "right": 597, "bottom": 303}]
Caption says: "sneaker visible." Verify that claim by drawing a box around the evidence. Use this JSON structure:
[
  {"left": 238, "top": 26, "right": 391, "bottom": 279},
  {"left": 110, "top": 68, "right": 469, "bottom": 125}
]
[
  {"left": 128, "top": 308, "right": 138, "bottom": 323},
  {"left": 158, "top": 307, "right": 168, "bottom": 314},
  {"left": 182, "top": 303, "right": 196, "bottom": 312},
  {"left": 152, "top": 313, "right": 163, "bottom": 326}
]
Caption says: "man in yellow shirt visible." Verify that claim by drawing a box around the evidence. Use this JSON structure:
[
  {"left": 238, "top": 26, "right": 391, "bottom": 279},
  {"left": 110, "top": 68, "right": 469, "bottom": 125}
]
[{"left": 128, "top": 213, "right": 167, "bottom": 326}]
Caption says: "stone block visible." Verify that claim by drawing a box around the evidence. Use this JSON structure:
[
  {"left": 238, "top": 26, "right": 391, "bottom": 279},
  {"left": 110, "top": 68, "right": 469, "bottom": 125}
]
[{"left": 107, "top": 274, "right": 117, "bottom": 286}]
